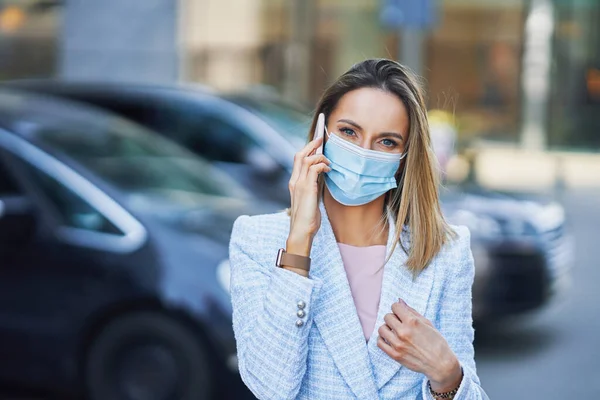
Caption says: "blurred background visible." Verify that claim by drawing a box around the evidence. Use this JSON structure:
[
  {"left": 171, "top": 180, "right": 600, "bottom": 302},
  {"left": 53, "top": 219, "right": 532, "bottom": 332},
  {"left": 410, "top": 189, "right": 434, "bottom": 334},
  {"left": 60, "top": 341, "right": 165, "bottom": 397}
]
[{"left": 0, "top": 0, "right": 597, "bottom": 399}]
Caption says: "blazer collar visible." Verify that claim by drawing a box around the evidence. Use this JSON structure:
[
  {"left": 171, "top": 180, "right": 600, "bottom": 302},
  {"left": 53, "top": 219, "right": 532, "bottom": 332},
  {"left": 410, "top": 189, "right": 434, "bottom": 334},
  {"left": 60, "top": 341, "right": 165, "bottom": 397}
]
[
  {"left": 366, "top": 212, "right": 435, "bottom": 389},
  {"left": 309, "top": 201, "right": 378, "bottom": 399},
  {"left": 309, "top": 201, "right": 435, "bottom": 396}
]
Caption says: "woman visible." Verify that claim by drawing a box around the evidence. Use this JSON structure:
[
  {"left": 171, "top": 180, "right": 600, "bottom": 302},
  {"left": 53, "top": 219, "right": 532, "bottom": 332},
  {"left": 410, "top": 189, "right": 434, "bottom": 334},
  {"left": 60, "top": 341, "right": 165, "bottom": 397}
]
[{"left": 229, "top": 59, "right": 488, "bottom": 399}]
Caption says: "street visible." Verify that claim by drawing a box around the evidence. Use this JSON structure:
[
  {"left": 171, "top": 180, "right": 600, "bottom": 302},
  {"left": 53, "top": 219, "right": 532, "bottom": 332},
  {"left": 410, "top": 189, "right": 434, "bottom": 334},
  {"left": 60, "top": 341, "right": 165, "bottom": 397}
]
[
  {"left": 0, "top": 188, "right": 598, "bottom": 400},
  {"left": 476, "top": 188, "right": 600, "bottom": 398}
]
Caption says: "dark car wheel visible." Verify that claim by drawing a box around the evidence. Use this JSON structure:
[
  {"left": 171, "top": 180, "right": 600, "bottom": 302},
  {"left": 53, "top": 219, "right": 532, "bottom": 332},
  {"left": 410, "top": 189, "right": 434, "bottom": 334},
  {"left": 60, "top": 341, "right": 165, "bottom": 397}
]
[{"left": 84, "top": 312, "right": 212, "bottom": 400}]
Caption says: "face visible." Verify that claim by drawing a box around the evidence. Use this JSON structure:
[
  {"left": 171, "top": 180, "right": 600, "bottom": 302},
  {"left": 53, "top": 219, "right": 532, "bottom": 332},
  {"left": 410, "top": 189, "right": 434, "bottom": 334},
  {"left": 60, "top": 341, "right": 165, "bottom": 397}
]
[{"left": 326, "top": 87, "right": 409, "bottom": 155}]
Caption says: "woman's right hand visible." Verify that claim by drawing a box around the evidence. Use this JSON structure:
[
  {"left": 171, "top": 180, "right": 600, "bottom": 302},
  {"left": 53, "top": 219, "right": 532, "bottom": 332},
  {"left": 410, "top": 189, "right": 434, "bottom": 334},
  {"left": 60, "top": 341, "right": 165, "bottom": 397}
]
[{"left": 286, "top": 136, "right": 331, "bottom": 258}]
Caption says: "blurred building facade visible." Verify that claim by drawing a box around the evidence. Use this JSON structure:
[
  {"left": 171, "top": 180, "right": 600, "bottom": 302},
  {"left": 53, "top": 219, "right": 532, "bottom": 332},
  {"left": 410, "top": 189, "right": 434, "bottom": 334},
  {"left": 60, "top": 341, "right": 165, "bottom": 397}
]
[
  {"left": 0, "top": 0, "right": 598, "bottom": 150},
  {"left": 61, "top": 0, "right": 179, "bottom": 82},
  {"left": 0, "top": 0, "right": 58, "bottom": 80}
]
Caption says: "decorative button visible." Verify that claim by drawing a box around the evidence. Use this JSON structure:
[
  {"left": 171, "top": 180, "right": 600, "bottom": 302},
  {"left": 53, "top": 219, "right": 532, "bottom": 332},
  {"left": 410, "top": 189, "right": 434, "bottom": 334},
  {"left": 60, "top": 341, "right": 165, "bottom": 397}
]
[
  {"left": 297, "top": 301, "right": 306, "bottom": 310},
  {"left": 295, "top": 319, "right": 305, "bottom": 327},
  {"left": 297, "top": 309, "right": 306, "bottom": 318}
]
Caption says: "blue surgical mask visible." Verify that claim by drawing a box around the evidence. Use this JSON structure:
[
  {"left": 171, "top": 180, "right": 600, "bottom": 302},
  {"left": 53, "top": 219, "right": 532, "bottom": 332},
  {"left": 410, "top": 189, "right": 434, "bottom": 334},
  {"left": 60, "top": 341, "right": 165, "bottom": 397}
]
[{"left": 323, "top": 130, "right": 406, "bottom": 206}]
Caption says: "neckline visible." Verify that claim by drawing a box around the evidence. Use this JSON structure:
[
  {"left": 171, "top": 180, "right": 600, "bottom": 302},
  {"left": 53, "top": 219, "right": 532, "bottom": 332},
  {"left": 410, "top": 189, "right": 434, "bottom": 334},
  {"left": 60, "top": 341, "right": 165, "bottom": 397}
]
[{"left": 337, "top": 242, "right": 387, "bottom": 249}]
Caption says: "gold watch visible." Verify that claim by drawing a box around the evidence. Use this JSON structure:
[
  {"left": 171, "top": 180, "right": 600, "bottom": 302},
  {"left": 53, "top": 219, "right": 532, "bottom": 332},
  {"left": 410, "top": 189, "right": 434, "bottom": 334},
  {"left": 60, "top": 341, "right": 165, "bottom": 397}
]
[{"left": 275, "top": 248, "right": 311, "bottom": 271}]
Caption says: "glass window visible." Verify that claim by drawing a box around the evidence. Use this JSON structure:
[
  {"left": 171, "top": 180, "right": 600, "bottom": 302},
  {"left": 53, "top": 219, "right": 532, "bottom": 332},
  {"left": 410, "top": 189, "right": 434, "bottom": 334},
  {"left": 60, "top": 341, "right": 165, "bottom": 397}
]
[
  {"left": 424, "top": 1, "right": 525, "bottom": 145},
  {"left": 194, "top": 115, "right": 257, "bottom": 164},
  {"left": 150, "top": 99, "right": 262, "bottom": 164},
  {"left": 23, "top": 164, "right": 122, "bottom": 235},
  {"left": 228, "top": 96, "right": 311, "bottom": 149},
  {"left": 100, "top": 96, "right": 263, "bottom": 165},
  {"left": 0, "top": 3, "right": 59, "bottom": 80},
  {"left": 24, "top": 117, "right": 248, "bottom": 203},
  {"left": 549, "top": 0, "right": 600, "bottom": 149}
]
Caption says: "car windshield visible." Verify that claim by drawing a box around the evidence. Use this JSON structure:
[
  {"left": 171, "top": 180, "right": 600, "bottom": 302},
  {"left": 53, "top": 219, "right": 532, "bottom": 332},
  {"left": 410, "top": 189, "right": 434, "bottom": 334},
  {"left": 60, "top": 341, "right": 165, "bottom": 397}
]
[
  {"left": 22, "top": 116, "right": 249, "bottom": 207},
  {"left": 230, "top": 96, "right": 310, "bottom": 149}
]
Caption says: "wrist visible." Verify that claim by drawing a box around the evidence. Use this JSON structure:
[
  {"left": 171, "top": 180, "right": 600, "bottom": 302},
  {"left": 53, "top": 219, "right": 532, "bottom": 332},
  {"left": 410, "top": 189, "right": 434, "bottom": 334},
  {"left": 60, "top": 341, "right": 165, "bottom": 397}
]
[
  {"left": 283, "top": 236, "right": 312, "bottom": 278},
  {"left": 281, "top": 265, "right": 310, "bottom": 277},
  {"left": 429, "top": 356, "right": 463, "bottom": 393},
  {"left": 286, "top": 233, "right": 313, "bottom": 257}
]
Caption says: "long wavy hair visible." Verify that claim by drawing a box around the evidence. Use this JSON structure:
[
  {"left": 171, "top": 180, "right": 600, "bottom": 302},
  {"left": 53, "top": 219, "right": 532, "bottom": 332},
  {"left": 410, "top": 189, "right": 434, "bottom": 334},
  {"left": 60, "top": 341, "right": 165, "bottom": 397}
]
[{"left": 307, "top": 58, "right": 454, "bottom": 275}]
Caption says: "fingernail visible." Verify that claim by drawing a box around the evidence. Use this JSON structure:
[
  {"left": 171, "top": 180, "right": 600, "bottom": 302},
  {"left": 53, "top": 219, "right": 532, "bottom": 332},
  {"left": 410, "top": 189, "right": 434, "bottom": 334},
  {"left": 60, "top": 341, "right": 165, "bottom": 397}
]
[{"left": 398, "top": 298, "right": 405, "bottom": 305}]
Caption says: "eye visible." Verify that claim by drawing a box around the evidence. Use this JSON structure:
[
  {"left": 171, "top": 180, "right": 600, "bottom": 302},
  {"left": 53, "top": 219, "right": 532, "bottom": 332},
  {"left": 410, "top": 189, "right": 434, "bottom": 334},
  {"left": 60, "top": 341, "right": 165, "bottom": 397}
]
[
  {"left": 340, "top": 127, "right": 356, "bottom": 137},
  {"left": 380, "top": 138, "right": 398, "bottom": 148}
]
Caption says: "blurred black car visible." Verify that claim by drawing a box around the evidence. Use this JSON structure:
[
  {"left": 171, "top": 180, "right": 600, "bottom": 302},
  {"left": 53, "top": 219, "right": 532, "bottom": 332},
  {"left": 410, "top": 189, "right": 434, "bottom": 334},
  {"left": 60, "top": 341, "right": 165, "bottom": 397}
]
[
  {"left": 7, "top": 81, "right": 302, "bottom": 205},
  {"left": 0, "top": 89, "right": 262, "bottom": 400},
  {"left": 439, "top": 186, "right": 574, "bottom": 321},
  {"left": 7, "top": 80, "right": 574, "bottom": 323}
]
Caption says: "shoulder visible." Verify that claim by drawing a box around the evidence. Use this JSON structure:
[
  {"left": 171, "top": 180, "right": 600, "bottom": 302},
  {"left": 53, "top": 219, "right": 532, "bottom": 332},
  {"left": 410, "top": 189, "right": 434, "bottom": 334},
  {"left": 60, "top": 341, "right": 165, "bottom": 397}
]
[
  {"left": 230, "top": 211, "right": 290, "bottom": 256},
  {"left": 433, "top": 224, "right": 474, "bottom": 281},
  {"left": 445, "top": 224, "right": 472, "bottom": 256},
  {"left": 232, "top": 210, "right": 290, "bottom": 238},
  {"left": 229, "top": 210, "right": 290, "bottom": 267}
]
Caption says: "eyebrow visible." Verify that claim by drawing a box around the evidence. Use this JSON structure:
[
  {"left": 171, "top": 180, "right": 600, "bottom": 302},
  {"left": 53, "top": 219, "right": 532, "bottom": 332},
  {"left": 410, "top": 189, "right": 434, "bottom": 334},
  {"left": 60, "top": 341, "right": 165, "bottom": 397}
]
[{"left": 337, "top": 118, "right": 405, "bottom": 142}]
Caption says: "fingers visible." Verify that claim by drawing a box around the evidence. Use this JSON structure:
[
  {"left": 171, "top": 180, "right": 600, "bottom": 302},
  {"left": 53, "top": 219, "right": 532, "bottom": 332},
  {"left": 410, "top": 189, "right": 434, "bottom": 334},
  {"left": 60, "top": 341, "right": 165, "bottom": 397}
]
[
  {"left": 377, "top": 328, "right": 401, "bottom": 358},
  {"left": 391, "top": 300, "right": 434, "bottom": 329},
  {"left": 307, "top": 162, "right": 331, "bottom": 184},
  {"left": 377, "top": 335, "right": 395, "bottom": 354},
  {"left": 402, "top": 302, "right": 434, "bottom": 327},
  {"left": 289, "top": 137, "right": 325, "bottom": 190},
  {"left": 401, "top": 299, "right": 421, "bottom": 317},
  {"left": 383, "top": 312, "right": 402, "bottom": 333},
  {"left": 299, "top": 154, "right": 330, "bottom": 179},
  {"left": 392, "top": 299, "right": 419, "bottom": 323}
]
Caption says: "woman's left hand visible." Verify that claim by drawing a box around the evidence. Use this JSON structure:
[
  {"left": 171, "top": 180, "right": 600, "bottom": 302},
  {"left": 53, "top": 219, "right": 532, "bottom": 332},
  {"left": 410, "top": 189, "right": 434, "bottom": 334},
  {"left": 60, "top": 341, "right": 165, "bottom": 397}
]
[{"left": 377, "top": 299, "right": 463, "bottom": 393}]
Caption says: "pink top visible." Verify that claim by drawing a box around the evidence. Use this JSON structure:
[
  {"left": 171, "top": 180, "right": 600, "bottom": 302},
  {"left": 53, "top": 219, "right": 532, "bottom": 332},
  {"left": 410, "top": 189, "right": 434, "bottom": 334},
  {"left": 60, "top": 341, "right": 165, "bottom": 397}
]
[{"left": 337, "top": 242, "right": 386, "bottom": 341}]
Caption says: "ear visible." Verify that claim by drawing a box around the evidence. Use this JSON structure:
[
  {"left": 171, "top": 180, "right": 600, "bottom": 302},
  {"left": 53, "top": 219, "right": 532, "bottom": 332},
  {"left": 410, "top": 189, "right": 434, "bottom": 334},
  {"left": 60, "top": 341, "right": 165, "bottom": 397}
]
[{"left": 394, "top": 163, "right": 406, "bottom": 184}]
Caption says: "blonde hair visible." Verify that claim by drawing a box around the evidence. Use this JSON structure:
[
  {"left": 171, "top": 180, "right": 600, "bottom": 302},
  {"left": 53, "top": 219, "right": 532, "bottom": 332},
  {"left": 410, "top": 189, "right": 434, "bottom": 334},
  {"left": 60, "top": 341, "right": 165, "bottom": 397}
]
[{"left": 306, "top": 59, "right": 455, "bottom": 275}]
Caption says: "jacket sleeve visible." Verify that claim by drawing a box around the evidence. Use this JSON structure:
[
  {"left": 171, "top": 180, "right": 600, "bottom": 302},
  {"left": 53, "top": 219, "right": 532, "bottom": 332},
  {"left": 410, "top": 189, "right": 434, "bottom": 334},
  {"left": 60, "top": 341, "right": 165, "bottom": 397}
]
[
  {"left": 229, "top": 215, "right": 323, "bottom": 400},
  {"left": 421, "top": 226, "right": 490, "bottom": 400}
]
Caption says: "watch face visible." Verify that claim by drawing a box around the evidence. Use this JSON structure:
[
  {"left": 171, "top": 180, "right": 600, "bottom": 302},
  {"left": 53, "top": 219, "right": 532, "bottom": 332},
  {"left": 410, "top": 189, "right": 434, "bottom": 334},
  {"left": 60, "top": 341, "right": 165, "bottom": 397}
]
[{"left": 275, "top": 248, "right": 285, "bottom": 267}]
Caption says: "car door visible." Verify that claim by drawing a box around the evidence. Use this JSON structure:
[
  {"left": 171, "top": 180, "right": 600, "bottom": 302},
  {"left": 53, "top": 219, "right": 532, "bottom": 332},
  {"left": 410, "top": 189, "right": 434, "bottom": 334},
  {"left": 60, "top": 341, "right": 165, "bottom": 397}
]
[{"left": 0, "top": 142, "right": 149, "bottom": 383}]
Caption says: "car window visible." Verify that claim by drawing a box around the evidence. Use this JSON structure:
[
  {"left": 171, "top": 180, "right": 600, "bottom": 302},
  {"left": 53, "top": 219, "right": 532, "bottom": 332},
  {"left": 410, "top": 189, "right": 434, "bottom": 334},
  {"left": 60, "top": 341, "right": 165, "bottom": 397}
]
[
  {"left": 147, "top": 99, "right": 260, "bottom": 164},
  {"left": 22, "top": 163, "right": 123, "bottom": 235},
  {"left": 69, "top": 94, "right": 263, "bottom": 166},
  {"left": 194, "top": 115, "right": 256, "bottom": 164},
  {"left": 23, "top": 118, "right": 248, "bottom": 202},
  {"left": 229, "top": 97, "right": 311, "bottom": 149},
  {"left": 86, "top": 96, "right": 164, "bottom": 133}
]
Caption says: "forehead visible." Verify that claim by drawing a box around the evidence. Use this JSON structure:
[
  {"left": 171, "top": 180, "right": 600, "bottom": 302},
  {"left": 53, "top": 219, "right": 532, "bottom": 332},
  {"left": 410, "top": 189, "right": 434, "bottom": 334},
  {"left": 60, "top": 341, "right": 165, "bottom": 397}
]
[{"left": 331, "top": 87, "right": 409, "bottom": 133}]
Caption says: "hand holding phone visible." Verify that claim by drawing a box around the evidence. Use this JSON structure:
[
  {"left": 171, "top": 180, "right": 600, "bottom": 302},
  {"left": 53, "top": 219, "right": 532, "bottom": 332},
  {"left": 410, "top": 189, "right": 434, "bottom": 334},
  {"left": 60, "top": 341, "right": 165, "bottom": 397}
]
[{"left": 286, "top": 112, "right": 331, "bottom": 263}]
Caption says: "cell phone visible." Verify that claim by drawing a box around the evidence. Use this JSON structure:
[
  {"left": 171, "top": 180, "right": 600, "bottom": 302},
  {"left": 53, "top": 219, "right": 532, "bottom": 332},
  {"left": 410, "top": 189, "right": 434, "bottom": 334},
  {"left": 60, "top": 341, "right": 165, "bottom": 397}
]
[{"left": 314, "top": 113, "right": 325, "bottom": 155}]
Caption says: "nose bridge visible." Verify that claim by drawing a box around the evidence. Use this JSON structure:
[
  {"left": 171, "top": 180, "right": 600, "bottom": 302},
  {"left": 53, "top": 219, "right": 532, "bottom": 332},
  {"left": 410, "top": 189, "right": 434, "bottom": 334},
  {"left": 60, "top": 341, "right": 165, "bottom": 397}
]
[{"left": 360, "top": 131, "right": 375, "bottom": 150}]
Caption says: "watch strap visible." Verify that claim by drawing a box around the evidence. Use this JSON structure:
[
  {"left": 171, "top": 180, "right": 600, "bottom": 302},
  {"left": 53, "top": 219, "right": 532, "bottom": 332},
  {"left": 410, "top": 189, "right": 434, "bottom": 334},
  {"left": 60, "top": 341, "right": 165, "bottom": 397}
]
[{"left": 276, "top": 248, "right": 311, "bottom": 271}]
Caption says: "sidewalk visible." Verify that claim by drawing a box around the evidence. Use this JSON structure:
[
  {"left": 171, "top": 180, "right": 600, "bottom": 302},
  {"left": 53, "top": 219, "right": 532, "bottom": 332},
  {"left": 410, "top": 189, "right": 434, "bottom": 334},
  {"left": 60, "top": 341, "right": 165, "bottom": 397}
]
[{"left": 449, "top": 147, "right": 600, "bottom": 192}]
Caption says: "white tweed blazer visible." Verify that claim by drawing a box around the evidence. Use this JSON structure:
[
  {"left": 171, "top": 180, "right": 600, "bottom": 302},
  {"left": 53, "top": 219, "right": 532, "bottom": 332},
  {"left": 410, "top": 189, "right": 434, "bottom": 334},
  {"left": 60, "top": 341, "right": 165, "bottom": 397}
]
[{"left": 229, "top": 201, "right": 489, "bottom": 400}]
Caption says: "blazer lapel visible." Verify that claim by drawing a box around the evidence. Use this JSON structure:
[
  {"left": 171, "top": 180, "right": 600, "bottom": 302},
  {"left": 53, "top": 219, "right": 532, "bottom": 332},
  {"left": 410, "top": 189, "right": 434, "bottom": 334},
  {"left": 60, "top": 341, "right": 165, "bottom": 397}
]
[
  {"left": 366, "top": 215, "right": 436, "bottom": 389},
  {"left": 309, "top": 201, "right": 378, "bottom": 399}
]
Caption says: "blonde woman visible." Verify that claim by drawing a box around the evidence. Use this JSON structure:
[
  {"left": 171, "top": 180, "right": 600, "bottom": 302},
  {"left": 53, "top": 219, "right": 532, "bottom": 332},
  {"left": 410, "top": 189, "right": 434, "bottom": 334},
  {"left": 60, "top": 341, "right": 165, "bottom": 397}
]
[{"left": 229, "top": 59, "right": 489, "bottom": 400}]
